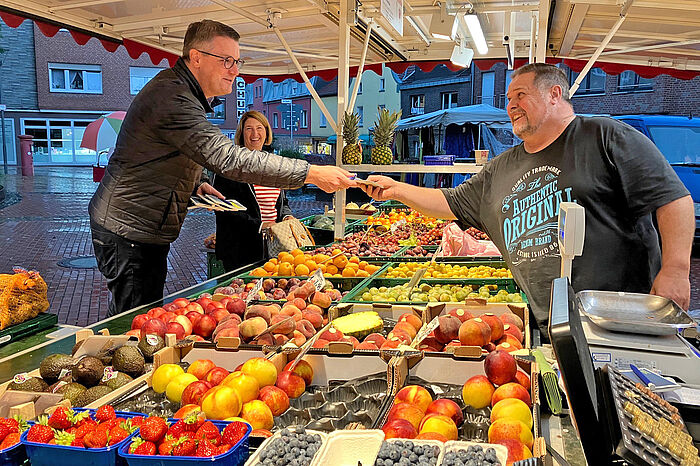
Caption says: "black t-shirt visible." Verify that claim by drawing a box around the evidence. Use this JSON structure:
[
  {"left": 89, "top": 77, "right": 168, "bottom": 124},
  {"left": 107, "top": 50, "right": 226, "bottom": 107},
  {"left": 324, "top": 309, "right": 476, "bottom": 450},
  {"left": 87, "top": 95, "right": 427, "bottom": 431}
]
[{"left": 442, "top": 116, "right": 689, "bottom": 331}]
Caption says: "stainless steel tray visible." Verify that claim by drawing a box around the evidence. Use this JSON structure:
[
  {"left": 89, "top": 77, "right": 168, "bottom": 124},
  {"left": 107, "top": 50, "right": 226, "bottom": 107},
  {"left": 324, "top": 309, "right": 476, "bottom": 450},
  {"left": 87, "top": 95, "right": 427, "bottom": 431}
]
[{"left": 576, "top": 290, "right": 697, "bottom": 335}]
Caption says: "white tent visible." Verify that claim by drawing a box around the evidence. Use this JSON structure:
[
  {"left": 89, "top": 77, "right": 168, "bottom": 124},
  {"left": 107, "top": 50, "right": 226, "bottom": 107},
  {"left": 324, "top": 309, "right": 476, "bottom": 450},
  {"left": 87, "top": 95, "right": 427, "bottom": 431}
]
[{"left": 397, "top": 104, "right": 511, "bottom": 131}]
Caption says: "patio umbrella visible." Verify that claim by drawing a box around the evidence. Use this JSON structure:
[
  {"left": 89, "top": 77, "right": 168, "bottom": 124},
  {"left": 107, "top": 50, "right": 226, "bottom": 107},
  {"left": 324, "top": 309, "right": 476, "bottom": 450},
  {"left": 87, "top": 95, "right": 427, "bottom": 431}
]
[{"left": 80, "top": 111, "right": 126, "bottom": 153}]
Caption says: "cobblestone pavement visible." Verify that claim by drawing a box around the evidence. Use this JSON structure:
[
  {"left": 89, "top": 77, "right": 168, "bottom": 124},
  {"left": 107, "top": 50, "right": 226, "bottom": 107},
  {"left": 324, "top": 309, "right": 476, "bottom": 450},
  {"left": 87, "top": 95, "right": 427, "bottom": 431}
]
[{"left": 0, "top": 167, "right": 698, "bottom": 327}]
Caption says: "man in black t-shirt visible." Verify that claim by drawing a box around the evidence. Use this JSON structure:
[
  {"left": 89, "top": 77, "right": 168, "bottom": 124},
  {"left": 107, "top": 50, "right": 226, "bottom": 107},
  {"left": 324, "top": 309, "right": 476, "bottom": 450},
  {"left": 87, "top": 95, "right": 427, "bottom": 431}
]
[{"left": 358, "top": 64, "right": 694, "bottom": 334}]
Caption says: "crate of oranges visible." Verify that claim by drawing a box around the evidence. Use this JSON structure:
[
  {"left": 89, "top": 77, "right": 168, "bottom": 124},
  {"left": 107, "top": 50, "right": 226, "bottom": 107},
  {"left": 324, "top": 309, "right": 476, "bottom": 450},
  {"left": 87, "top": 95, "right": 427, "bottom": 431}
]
[{"left": 246, "top": 248, "right": 383, "bottom": 279}]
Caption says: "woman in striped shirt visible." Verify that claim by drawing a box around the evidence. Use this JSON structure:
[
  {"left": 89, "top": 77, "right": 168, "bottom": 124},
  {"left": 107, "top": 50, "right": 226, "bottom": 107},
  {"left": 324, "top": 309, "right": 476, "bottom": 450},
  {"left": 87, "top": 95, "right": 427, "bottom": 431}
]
[{"left": 213, "top": 111, "right": 295, "bottom": 272}]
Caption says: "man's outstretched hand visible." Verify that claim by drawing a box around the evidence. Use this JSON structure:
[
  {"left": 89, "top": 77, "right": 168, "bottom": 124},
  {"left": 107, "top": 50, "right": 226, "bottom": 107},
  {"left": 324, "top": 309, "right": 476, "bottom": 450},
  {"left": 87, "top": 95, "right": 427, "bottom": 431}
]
[
  {"left": 356, "top": 175, "right": 401, "bottom": 201},
  {"left": 305, "top": 165, "right": 357, "bottom": 193}
]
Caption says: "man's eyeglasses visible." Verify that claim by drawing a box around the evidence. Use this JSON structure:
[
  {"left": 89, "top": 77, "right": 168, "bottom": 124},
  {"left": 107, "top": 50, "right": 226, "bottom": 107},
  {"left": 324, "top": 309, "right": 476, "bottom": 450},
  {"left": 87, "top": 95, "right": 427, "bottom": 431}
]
[{"left": 196, "top": 49, "right": 245, "bottom": 69}]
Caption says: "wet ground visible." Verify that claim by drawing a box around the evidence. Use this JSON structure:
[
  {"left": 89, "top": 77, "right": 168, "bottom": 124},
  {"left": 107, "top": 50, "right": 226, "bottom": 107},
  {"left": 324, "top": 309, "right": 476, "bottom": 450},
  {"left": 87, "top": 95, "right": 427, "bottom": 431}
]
[{"left": 0, "top": 166, "right": 698, "bottom": 327}]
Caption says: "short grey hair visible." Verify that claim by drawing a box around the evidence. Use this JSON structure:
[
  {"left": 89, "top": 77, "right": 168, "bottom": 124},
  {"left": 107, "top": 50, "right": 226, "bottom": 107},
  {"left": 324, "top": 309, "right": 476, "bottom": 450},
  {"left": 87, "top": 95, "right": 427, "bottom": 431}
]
[
  {"left": 511, "top": 63, "right": 572, "bottom": 104},
  {"left": 183, "top": 20, "right": 240, "bottom": 60}
]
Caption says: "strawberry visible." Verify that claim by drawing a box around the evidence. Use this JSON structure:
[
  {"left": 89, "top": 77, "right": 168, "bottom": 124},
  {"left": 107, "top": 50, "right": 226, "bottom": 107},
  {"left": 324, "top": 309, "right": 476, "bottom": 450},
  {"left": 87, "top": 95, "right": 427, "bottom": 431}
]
[
  {"left": 0, "top": 433, "right": 20, "bottom": 449},
  {"left": 26, "top": 417, "right": 54, "bottom": 444},
  {"left": 217, "top": 443, "right": 232, "bottom": 455},
  {"left": 109, "top": 425, "right": 130, "bottom": 445},
  {"left": 167, "top": 419, "right": 187, "bottom": 438},
  {"left": 222, "top": 421, "right": 247, "bottom": 446},
  {"left": 0, "top": 424, "right": 10, "bottom": 443},
  {"left": 48, "top": 407, "right": 73, "bottom": 430},
  {"left": 71, "top": 411, "right": 91, "bottom": 427},
  {"left": 83, "top": 429, "right": 110, "bottom": 448},
  {"left": 130, "top": 416, "right": 145, "bottom": 428},
  {"left": 158, "top": 435, "right": 178, "bottom": 455},
  {"left": 129, "top": 437, "right": 156, "bottom": 455},
  {"left": 172, "top": 437, "right": 197, "bottom": 457},
  {"left": 75, "top": 419, "right": 97, "bottom": 439},
  {"left": 196, "top": 439, "right": 218, "bottom": 457},
  {"left": 195, "top": 421, "right": 221, "bottom": 445},
  {"left": 140, "top": 417, "right": 168, "bottom": 443},
  {"left": 70, "top": 437, "right": 85, "bottom": 447},
  {"left": 187, "top": 411, "right": 206, "bottom": 432},
  {"left": 95, "top": 406, "right": 116, "bottom": 422}
]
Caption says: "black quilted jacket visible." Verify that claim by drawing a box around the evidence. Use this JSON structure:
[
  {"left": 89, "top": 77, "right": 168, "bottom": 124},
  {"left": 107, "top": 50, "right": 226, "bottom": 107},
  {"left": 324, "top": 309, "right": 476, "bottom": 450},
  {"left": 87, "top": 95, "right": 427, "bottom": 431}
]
[{"left": 88, "top": 58, "right": 309, "bottom": 244}]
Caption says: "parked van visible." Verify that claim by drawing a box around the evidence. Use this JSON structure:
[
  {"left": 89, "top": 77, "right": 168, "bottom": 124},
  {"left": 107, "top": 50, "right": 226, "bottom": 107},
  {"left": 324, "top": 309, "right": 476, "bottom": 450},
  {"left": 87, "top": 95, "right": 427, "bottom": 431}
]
[{"left": 613, "top": 115, "right": 700, "bottom": 242}]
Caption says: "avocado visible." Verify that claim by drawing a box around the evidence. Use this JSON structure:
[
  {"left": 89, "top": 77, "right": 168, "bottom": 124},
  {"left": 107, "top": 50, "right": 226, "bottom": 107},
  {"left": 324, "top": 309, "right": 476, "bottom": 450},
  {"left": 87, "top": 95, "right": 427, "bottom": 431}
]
[
  {"left": 137, "top": 335, "right": 165, "bottom": 362},
  {"left": 101, "top": 371, "right": 133, "bottom": 391},
  {"left": 55, "top": 382, "right": 87, "bottom": 405},
  {"left": 8, "top": 376, "right": 49, "bottom": 392},
  {"left": 73, "top": 356, "right": 105, "bottom": 387},
  {"left": 73, "top": 385, "right": 113, "bottom": 407},
  {"left": 94, "top": 349, "right": 114, "bottom": 367},
  {"left": 112, "top": 346, "right": 145, "bottom": 377},
  {"left": 39, "top": 354, "right": 75, "bottom": 384}
]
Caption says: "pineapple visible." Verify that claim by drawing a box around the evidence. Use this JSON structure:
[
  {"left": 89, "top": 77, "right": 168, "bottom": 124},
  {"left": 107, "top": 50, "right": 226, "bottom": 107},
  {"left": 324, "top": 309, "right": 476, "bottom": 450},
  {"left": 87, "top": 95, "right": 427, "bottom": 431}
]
[
  {"left": 331, "top": 311, "right": 384, "bottom": 340},
  {"left": 341, "top": 111, "right": 362, "bottom": 165},
  {"left": 371, "top": 107, "right": 401, "bottom": 165}
]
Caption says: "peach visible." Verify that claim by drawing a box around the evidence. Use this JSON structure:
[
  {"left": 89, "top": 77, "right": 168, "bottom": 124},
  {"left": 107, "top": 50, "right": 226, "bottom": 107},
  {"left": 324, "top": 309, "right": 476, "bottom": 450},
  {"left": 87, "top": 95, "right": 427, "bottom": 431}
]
[
  {"left": 214, "top": 327, "right": 240, "bottom": 343},
  {"left": 187, "top": 359, "right": 217, "bottom": 380},
  {"left": 435, "top": 315, "right": 462, "bottom": 344},
  {"left": 492, "top": 382, "right": 532, "bottom": 407},
  {"left": 173, "top": 315, "right": 193, "bottom": 336},
  {"left": 310, "top": 291, "right": 332, "bottom": 309},
  {"left": 284, "top": 360, "right": 314, "bottom": 386},
  {"left": 387, "top": 329, "right": 412, "bottom": 345},
  {"left": 258, "top": 385, "right": 290, "bottom": 416},
  {"left": 291, "top": 330, "right": 307, "bottom": 346},
  {"left": 222, "top": 371, "right": 260, "bottom": 404},
  {"left": 514, "top": 371, "right": 531, "bottom": 392},
  {"left": 296, "top": 320, "right": 316, "bottom": 339},
  {"left": 226, "top": 297, "right": 246, "bottom": 316},
  {"left": 193, "top": 314, "right": 217, "bottom": 339},
  {"left": 174, "top": 404, "right": 202, "bottom": 419},
  {"left": 341, "top": 336, "right": 360, "bottom": 348},
  {"left": 499, "top": 313, "right": 524, "bottom": 331},
  {"left": 319, "top": 327, "right": 344, "bottom": 342},
  {"left": 356, "top": 341, "right": 379, "bottom": 350},
  {"left": 241, "top": 357, "right": 278, "bottom": 387},
  {"left": 184, "top": 302, "right": 204, "bottom": 314},
  {"left": 415, "top": 432, "right": 448, "bottom": 442},
  {"left": 274, "top": 334, "right": 290, "bottom": 345},
  {"left": 131, "top": 314, "right": 149, "bottom": 330},
  {"left": 201, "top": 385, "right": 242, "bottom": 420},
  {"left": 495, "top": 439, "right": 533, "bottom": 466},
  {"left": 125, "top": 329, "right": 141, "bottom": 339},
  {"left": 387, "top": 402, "right": 425, "bottom": 430},
  {"left": 147, "top": 307, "right": 165, "bottom": 319},
  {"left": 270, "top": 314, "right": 296, "bottom": 334},
  {"left": 245, "top": 305, "right": 271, "bottom": 324},
  {"left": 204, "top": 367, "right": 230, "bottom": 387},
  {"left": 364, "top": 333, "right": 386, "bottom": 348},
  {"left": 488, "top": 418, "right": 534, "bottom": 449},
  {"left": 447, "top": 308, "right": 474, "bottom": 323},
  {"left": 305, "top": 304, "right": 323, "bottom": 314},
  {"left": 380, "top": 338, "right": 402, "bottom": 350},
  {"left": 458, "top": 319, "right": 490, "bottom": 346},
  {"left": 239, "top": 317, "right": 268, "bottom": 340},
  {"left": 208, "top": 308, "right": 230, "bottom": 323},
  {"left": 426, "top": 399, "right": 464, "bottom": 426},
  {"left": 491, "top": 398, "right": 533, "bottom": 429},
  {"left": 496, "top": 342, "right": 518, "bottom": 353},
  {"left": 382, "top": 419, "right": 417, "bottom": 439},
  {"left": 462, "top": 375, "right": 495, "bottom": 409},
  {"left": 502, "top": 324, "right": 524, "bottom": 343},
  {"left": 165, "top": 321, "right": 186, "bottom": 339},
  {"left": 253, "top": 333, "right": 275, "bottom": 346},
  {"left": 418, "top": 414, "right": 458, "bottom": 441},
  {"left": 180, "top": 380, "right": 212, "bottom": 406},
  {"left": 240, "top": 400, "right": 274, "bottom": 430},
  {"left": 484, "top": 350, "right": 518, "bottom": 386},
  {"left": 173, "top": 297, "right": 191, "bottom": 308},
  {"left": 498, "top": 334, "right": 523, "bottom": 350},
  {"left": 419, "top": 336, "right": 444, "bottom": 352},
  {"left": 280, "top": 306, "right": 303, "bottom": 322},
  {"left": 399, "top": 313, "right": 423, "bottom": 332},
  {"left": 186, "top": 311, "right": 203, "bottom": 327},
  {"left": 302, "top": 311, "right": 324, "bottom": 329},
  {"left": 291, "top": 297, "right": 307, "bottom": 310},
  {"left": 479, "top": 313, "right": 505, "bottom": 341},
  {"left": 393, "top": 321, "right": 418, "bottom": 340},
  {"left": 275, "top": 371, "right": 306, "bottom": 398},
  {"left": 312, "top": 338, "right": 329, "bottom": 348},
  {"left": 395, "top": 385, "right": 433, "bottom": 413}
]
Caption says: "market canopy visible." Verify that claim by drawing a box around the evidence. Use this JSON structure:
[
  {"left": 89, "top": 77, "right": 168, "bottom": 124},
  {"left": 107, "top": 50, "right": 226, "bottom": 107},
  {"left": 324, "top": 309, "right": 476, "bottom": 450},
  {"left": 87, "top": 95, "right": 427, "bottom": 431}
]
[
  {"left": 1, "top": 0, "right": 699, "bottom": 83},
  {"left": 397, "top": 104, "right": 511, "bottom": 131}
]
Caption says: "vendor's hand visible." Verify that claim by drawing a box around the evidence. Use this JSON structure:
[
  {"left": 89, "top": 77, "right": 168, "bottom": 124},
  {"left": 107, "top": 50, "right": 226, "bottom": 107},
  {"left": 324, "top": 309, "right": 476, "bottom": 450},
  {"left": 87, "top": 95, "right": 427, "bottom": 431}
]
[
  {"left": 358, "top": 175, "right": 401, "bottom": 201},
  {"left": 261, "top": 221, "right": 276, "bottom": 230},
  {"left": 650, "top": 267, "right": 690, "bottom": 310},
  {"left": 306, "top": 165, "right": 357, "bottom": 193},
  {"left": 196, "top": 182, "right": 225, "bottom": 200}
]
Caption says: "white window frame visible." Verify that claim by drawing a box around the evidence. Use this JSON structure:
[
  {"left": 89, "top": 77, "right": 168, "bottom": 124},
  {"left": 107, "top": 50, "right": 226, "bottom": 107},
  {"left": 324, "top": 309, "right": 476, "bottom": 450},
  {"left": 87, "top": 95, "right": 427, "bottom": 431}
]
[
  {"left": 20, "top": 117, "right": 98, "bottom": 165},
  {"left": 48, "top": 63, "right": 102, "bottom": 94},
  {"left": 441, "top": 92, "right": 458, "bottom": 109},
  {"left": 410, "top": 95, "right": 425, "bottom": 114},
  {"left": 357, "top": 106, "right": 364, "bottom": 127},
  {"left": 379, "top": 78, "right": 386, "bottom": 92},
  {"left": 129, "top": 66, "right": 163, "bottom": 95},
  {"left": 300, "top": 109, "right": 308, "bottom": 128},
  {"left": 319, "top": 112, "right": 327, "bottom": 128},
  {"left": 273, "top": 113, "right": 279, "bottom": 129}
]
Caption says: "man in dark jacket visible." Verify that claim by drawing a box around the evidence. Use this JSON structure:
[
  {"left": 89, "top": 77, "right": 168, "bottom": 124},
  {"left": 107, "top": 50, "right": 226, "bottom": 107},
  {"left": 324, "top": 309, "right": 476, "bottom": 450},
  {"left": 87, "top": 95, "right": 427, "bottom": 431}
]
[{"left": 89, "top": 20, "right": 355, "bottom": 316}]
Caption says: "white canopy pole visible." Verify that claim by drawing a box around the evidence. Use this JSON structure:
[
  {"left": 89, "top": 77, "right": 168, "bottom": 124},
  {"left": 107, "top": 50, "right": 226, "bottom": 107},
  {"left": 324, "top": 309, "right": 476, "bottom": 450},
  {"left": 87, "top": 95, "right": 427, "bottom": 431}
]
[
  {"left": 569, "top": 0, "right": 634, "bottom": 97},
  {"left": 348, "top": 20, "right": 373, "bottom": 113},
  {"left": 529, "top": 12, "right": 537, "bottom": 63}
]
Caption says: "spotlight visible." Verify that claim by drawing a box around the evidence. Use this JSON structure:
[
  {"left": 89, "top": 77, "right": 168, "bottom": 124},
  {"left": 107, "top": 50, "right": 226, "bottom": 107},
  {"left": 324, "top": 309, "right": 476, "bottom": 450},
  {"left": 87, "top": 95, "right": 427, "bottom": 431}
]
[{"left": 450, "top": 40, "right": 474, "bottom": 68}]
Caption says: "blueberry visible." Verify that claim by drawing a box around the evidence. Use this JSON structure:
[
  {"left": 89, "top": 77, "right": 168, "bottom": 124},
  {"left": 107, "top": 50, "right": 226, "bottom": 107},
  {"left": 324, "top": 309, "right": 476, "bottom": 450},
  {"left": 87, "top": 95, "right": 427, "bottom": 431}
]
[
  {"left": 404, "top": 441, "right": 414, "bottom": 450},
  {"left": 390, "top": 449, "right": 400, "bottom": 461},
  {"left": 465, "top": 460, "right": 477, "bottom": 466},
  {"left": 414, "top": 445, "right": 424, "bottom": 456}
]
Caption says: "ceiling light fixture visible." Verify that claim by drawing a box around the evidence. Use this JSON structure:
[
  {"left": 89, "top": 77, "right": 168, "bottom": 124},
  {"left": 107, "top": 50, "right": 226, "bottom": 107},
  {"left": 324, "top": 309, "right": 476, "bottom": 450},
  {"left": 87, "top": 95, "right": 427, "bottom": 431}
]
[
  {"left": 430, "top": 2, "right": 453, "bottom": 40},
  {"left": 461, "top": 10, "right": 488, "bottom": 55},
  {"left": 450, "top": 39, "right": 474, "bottom": 68}
]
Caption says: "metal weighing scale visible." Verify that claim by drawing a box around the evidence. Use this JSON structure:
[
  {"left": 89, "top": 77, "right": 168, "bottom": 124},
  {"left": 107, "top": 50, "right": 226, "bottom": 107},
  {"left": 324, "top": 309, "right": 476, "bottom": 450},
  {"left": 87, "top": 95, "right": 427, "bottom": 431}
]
[{"left": 557, "top": 202, "right": 700, "bottom": 385}]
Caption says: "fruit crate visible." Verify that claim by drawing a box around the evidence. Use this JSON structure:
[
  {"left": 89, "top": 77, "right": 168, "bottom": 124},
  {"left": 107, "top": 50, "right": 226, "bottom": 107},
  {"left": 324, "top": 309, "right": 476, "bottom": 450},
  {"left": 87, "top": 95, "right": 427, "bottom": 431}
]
[
  {"left": 208, "top": 272, "right": 384, "bottom": 295},
  {"left": 118, "top": 419, "right": 251, "bottom": 466},
  {"left": 0, "top": 312, "right": 58, "bottom": 348},
  {"left": 0, "top": 420, "right": 32, "bottom": 466},
  {"left": 340, "top": 278, "right": 524, "bottom": 305},
  {"left": 301, "top": 215, "right": 362, "bottom": 245},
  {"left": 377, "top": 261, "right": 513, "bottom": 282},
  {"left": 245, "top": 426, "right": 328, "bottom": 466},
  {"left": 391, "top": 245, "right": 503, "bottom": 262},
  {"left": 21, "top": 408, "right": 141, "bottom": 466}
]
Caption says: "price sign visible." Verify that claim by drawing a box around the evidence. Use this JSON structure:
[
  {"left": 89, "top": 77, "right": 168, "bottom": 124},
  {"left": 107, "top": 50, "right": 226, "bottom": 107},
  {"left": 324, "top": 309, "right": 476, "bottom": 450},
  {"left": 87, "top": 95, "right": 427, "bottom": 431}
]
[
  {"left": 245, "top": 279, "right": 264, "bottom": 304},
  {"left": 59, "top": 368, "right": 72, "bottom": 379},
  {"left": 411, "top": 317, "right": 440, "bottom": 349},
  {"left": 310, "top": 268, "right": 326, "bottom": 291},
  {"left": 13, "top": 373, "right": 28, "bottom": 384},
  {"left": 146, "top": 334, "right": 160, "bottom": 346},
  {"left": 102, "top": 366, "right": 118, "bottom": 382},
  {"left": 390, "top": 219, "right": 407, "bottom": 233}
]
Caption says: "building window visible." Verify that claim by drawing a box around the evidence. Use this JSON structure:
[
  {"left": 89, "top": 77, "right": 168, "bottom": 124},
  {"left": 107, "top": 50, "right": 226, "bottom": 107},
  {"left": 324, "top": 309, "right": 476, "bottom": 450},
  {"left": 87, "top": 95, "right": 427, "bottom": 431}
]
[
  {"left": 617, "top": 71, "right": 653, "bottom": 92},
  {"left": 379, "top": 78, "right": 385, "bottom": 92},
  {"left": 273, "top": 113, "right": 279, "bottom": 128},
  {"left": 21, "top": 118, "right": 97, "bottom": 164},
  {"left": 357, "top": 106, "right": 364, "bottom": 127},
  {"left": 49, "top": 63, "right": 102, "bottom": 93},
  {"left": 129, "top": 67, "right": 163, "bottom": 94},
  {"left": 301, "top": 109, "right": 308, "bottom": 128},
  {"left": 207, "top": 98, "right": 226, "bottom": 123},
  {"left": 320, "top": 112, "right": 327, "bottom": 128},
  {"left": 568, "top": 67, "right": 605, "bottom": 95},
  {"left": 410, "top": 95, "right": 425, "bottom": 115},
  {"left": 441, "top": 92, "right": 458, "bottom": 109},
  {"left": 481, "top": 71, "right": 495, "bottom": 106},
  {"left": 358, "top": 82, "right": 363, "bottom": 94}
]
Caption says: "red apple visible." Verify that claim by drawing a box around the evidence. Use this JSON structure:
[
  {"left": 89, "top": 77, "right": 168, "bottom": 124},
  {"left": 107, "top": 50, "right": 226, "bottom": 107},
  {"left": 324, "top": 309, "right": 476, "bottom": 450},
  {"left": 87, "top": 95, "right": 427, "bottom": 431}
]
[
  {"left": 193, "top": 314, "right": 217, "bottom": 339},
  {"left": 147, "top": 307, "right": 166, "bottom": 319},
  {"left": 185, "top": 302, "right": 205, "bottom": 315},
  {"left": 181, "top": 380, "right": 212, "bottom": 406},
  {"left": 284, "top": 360, "right": 314, "bottom": 386},
  {"left": 173, "top": 315, "right": 193, "bottom": 336},
  {"left": 173, "top": 297, "right": 191, "bottom": 308},
  {"left": 226, "top": 298, "right": 246, "bottom": 316},
  {"left": 165, "top": 321, "right": 186, "bottom": 339},
  {"left": 140, "top": 318, "right": 167, "bottom": 339},
  {"left": 209, "top": 308, "right": 230, "bottom": 323},
  {"left": 186, "top": 311, "right": 203, "bottom": 326},
  {"left": 275, "top": 371, "right": 306, "bottom": 399},
  {"left": 159, "top": 311, "right": 176, "bottom": 323},
  {"left": 162, "top": 303, "right": 178, "bottom": 313},
  {"left": 131, "top": 314, "right": 149, "bottom": 330}
]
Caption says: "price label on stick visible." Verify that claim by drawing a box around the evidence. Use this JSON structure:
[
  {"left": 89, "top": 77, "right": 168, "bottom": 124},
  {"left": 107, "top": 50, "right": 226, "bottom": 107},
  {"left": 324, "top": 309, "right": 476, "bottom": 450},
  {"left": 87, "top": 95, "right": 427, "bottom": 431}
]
[
  {"left": 245, "top": 279, "right": 264, "bottom": 304},
  {"left": 310, "top": 268, "right": 326, "bottom": 291},
  {"left": 411, "top": 317, "right": 440, "bottom": 349},
  {"left": 391, "top": 219, "right": 407, "bottom": 233}
]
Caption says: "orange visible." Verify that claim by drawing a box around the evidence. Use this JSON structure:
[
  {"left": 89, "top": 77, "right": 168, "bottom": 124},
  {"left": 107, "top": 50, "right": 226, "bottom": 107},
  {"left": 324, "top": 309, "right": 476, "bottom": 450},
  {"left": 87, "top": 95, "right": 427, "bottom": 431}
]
[
  {"left": 291, "top": 248, "right": 304, "bottom": 257},
  {"left": 365, "top": 264, "right": 380, "bottom": 274},
  {"left": 358, "top": 261, "right": 369, "bottom": 270},
  {"left": 305, "top": 260, "right": 318, "bottom": 272},
  {"left": 250, "top": 267, "right": 268, "bottom": 277},
  {"left": 278, "top": 262, "right": 294, "bottom": 276},
  {"left": 293, "top": 254, "right": 307, "bottom": 266},
  {"left": 295, "top": 264, "right": 310, "bottom": 276},
  {"left": 346, "top": 262, "right": 360, "bottom": 271},
  {"left": 349, "top": 256, "right": 360, "bottom": 264},
  {"left": 333, "top": 255, "right": 349, "bottom": 270},
  {"left": 263, "top": 261, "right": 276, "bottom": 273},
  {"left": 342, "top": 267, "right": 356, "bottom": 277},
  {"left": 326, "top": 264, "right": 339, "bottom": 275},
  {"left": 332, "top": 248, "right": 343, "bottom": 256},
  {"left": 317, "top": 264, "right": 327, "bottom": 273},
  {"left": 279, "top": 253, "right": 295, "bottom": 264},
  {"left": 357, "top": 270, "right": 370, "bottom": 277},
  {"left": 313, "top": 254, "right": 327, "bottom": 264},
  {"left": 269, "top": 258, "right": 278, "bottom": 265}
]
